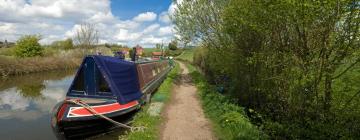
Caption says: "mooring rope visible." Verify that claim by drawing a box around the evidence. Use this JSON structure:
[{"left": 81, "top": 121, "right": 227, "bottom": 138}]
[{"left": 65, "top": 99, "right": 145, "bottom": 132}]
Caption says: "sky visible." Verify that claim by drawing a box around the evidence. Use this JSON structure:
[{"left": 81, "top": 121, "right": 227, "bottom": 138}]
[{"left": 0, "top": 0, "right": 180, "bottom": 47}]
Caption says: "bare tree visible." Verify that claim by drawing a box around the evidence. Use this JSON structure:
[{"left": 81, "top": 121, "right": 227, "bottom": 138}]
[{"left": 74, "top": 23, "right": 99, "bottom": 47}]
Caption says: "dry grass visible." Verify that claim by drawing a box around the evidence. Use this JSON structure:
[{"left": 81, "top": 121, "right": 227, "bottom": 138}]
[
  {"left": 0, "top": 47, "right": 113, "bottom": 77},
  {"left": 0, "top": 50, "right": 81, "bottom": 77}
]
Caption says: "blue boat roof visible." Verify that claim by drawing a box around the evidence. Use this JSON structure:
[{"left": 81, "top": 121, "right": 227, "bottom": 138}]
[{"left": 67, "top": 55, "right": 142, "bottom": 104}]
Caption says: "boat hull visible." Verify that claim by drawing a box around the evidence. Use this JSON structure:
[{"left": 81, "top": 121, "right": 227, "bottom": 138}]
[{"left": 51, "top": 99, "right": 140, "bottom": 139}]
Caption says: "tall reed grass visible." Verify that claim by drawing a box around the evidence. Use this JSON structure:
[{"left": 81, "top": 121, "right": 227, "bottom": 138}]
[
  {"left": 0, "top": 50, "right": 80, "bottom": 77},
  {"left": 0, "top": 47, "right": 113, "bottom": 77}
]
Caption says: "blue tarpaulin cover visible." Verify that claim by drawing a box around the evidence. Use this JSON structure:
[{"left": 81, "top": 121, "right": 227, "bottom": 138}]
[{"left": 67, "top": 55, "right": 142, "bottom": 104}]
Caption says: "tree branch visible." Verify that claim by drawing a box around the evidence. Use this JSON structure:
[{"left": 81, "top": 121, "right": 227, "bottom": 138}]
[{"left": 332, "top": 58, "right": 360, "bottom": 79}]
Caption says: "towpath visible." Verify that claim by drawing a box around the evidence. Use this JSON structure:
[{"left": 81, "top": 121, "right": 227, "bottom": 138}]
[{"left": 160, "top": 62, "right": 215, "bottom": 140}]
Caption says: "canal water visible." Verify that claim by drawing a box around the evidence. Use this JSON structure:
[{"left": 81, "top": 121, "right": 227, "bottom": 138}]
[{"left": 0, "top": 70, "right": 125, "bottom": 140}]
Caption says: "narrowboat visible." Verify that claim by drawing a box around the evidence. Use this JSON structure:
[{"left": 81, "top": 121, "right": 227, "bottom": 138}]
[{"left": 51, "top": 55, "right": 173, "bottom": 138}]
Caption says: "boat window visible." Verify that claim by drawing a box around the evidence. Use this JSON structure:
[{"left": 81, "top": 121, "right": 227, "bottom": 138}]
[
  {"left": 71, "top": 67, "right": 85, "bottom": 94},
  {"left": 96, "top": 67, "right": 111, "bottom": 93}
]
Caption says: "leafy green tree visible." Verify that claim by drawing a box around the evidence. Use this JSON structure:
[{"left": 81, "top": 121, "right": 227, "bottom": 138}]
[
  {"left": 51, "top": 38, "right": 74, "bottom": 50},
  {"left": 155, "top": 43, "right": 162, "bottom": 49},
  {"left": 168, "top": 40, "right": 178, "bottom": 50},
  {"left": 14, "top": 35, "right": 44, "bottom": 57},
  {"left": 174, "top": 0, "right": 360, "bottom": 139}
]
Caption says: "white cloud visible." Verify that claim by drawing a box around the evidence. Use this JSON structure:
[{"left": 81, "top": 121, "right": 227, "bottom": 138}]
[
  {"left": 88, "top": 12, "right": 116, "bottom": 24},
  {"left": 133, "top": 12, "right": 157, "bottom": 22},
  {"left": 0, "top": 22, "right": 16, "bottom": 34},
  {"left": 0, "top": 0, "right": 176, "bottom": 47},
  {"left": 143, "top": 24, "right": 160, "bottom": 34},
  {"left": 115, "top": 20, "right": 140, "bottom": 30},
  {"left": 168, "top": 0, "right": 183, "bottom": 16},
  {"left": 115, "top": 29, "right": 141, "bottom": 42},
  {"left": 140, "top": 35, "right": 164, "bottom": 45},
  {"left": 0, "top": 0, "right": 111, "bottom": 23},
  {"left": 159, "top": 11, "right": 171, "bottom": 23},
  {"left": 65, "top": 24, "right": 81, "bottom": 38},
  {"left": 158, "top": 26, "right": 174, "bottom": 36},
  {"left": 0, "top": 88, "right": 30, "bottom": 111}
]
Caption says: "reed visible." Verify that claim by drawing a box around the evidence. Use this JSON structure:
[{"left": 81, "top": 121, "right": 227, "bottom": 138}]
[
  {"left": 0, "top": 49, "right": 82, "bottom": 77},
  {"left": 0, "top": 46, "right": 115, "bottom": 77}
]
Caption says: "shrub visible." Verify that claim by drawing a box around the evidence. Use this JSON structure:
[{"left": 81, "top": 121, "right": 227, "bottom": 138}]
[
  {"left": 168, "top": 40, "right": 178, "bottom": 50},
  {"left": 51, "top": 38, "right": 74, "bottom": 50},
  {"left": 14, "top": 35, "right": 43, "bottom": 57}
]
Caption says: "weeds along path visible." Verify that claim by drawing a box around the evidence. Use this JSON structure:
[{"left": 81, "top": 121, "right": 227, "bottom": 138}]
[{"left": 161, "top": 62, "right": 215, "bottom": 140}]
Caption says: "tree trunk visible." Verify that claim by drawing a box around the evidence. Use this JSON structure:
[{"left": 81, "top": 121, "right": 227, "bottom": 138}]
[{"left": 324, "top": 72, "right": 332, "bottom": 111}]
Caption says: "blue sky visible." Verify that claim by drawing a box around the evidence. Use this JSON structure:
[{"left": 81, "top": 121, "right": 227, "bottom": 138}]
[
  {"left": 111, "top": 0, "right": 172, "bottom": 20},
  {"left": 0, "top": 0, "right": 178, "bottom": 47}
]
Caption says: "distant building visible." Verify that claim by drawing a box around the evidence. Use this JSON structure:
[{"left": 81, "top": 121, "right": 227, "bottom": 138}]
[
  {"left": 0, "top": 40, "right": 15, "bottom": 48},
  {"left": 152, "top": 52, "right": 164, "bottom": 60},
  {"left": 134, "top": 45, "right": 144, "bottom": 56},
  {"left": 121, "top": 47, "right": 130, "bottom": 55}
]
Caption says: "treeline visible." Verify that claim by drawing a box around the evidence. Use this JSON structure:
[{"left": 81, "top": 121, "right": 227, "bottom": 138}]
[
  {"left": 0, "top": 34, "right": 113, "bottom": 77},
  {"left": 173, "top": 0, "right": 359, "bottom": 139}
]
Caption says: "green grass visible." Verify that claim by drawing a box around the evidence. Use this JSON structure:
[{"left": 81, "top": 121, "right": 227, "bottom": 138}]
[
  {"left": 143, "top": 48, "right": 184, "bottom": 57},
  {"left": 186, "top": 63, "right": 267, "bottom": 140},
  {"left": 142, "top": 48, "right": 162, "bottom": 57},
  {"left": 123, "top": 63, "right": 180, "bottom": 140},
  {"left": 176, "top": 49, "right": 194, "bottom": 63}
]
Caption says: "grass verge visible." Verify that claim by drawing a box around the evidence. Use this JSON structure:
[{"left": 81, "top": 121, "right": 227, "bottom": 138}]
[
  {"left": 176, "top": 49, "right": 194, "bottom": 63},
  {"left": 186, "top": 63, "right": 267, "bottom": 140},
  {"left": 122, "top": 62, "right": 180, "bottom": 140}
]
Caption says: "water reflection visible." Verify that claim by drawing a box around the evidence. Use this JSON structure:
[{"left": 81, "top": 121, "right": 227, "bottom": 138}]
[
  {"left": 0, "top": 70, "right": 75, "bottom": 140},
  {"left": 0, "top": 70, "right": 131, "bottom": 140}
]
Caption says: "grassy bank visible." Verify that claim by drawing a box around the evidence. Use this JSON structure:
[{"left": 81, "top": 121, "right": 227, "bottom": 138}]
[
  {"left": 176, "top": 49, "right": 194, "bottom": 63},
  {"left": 143, "top": 48, "right": 183, "bottom": 57},
  {"left": 0, "top": 47, "right": 113, "bottom": 77},
  {"left": 186, "top": 63, "right": 266, "bottom": 140},
  {"left": 123, "top": 62, "right": 180, "bottom": 140}
]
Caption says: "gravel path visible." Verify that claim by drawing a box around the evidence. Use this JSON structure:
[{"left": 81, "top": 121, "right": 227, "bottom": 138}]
[{"left": 161, "top": 62, "right": 215, "bottom": 140}]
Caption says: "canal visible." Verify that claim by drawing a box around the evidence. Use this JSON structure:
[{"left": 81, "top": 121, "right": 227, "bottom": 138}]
[{"left": 0, "top": 70, "right": 126, "bottom": 140}]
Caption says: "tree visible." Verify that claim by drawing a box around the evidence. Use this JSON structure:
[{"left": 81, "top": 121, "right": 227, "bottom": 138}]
[
  {"left": 155, "top": 43, "right": 162, "bottom": 49},
  {"left": 174, "top": 0, "right": 360, "bottom": 139},
  {"left": 14, "top": 35, "right": 43, "bottom": 57},
  {"left": 74, "top": 23, "right": 99, "bottom": 47},
  {"left": 168, "top": 40, "right": 178, "bottom": 50},
  {"left": 51, "top": 38, "right": 73, "bottom": 50}
]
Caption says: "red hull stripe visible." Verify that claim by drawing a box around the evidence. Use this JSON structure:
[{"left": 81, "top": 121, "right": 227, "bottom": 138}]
[{"left": 67, "top": 101, "right": 138, "bottom": 117}]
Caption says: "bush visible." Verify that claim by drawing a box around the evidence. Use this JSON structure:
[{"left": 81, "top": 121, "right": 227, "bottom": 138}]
[
  {"left": 175, "top": 0, "right": 360, "bottom": 139},
  {"left": 14, "top": 35, "right": 43, "bottom": 57},
  {"left": 168, "top": 40, "right": 178, "bottom": 50},
  {"left": 166, "top": 49, "right": 183, "bottom": 57},
  {"left": 51, "top": 38, "right": 73, "bottom": 50}
]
